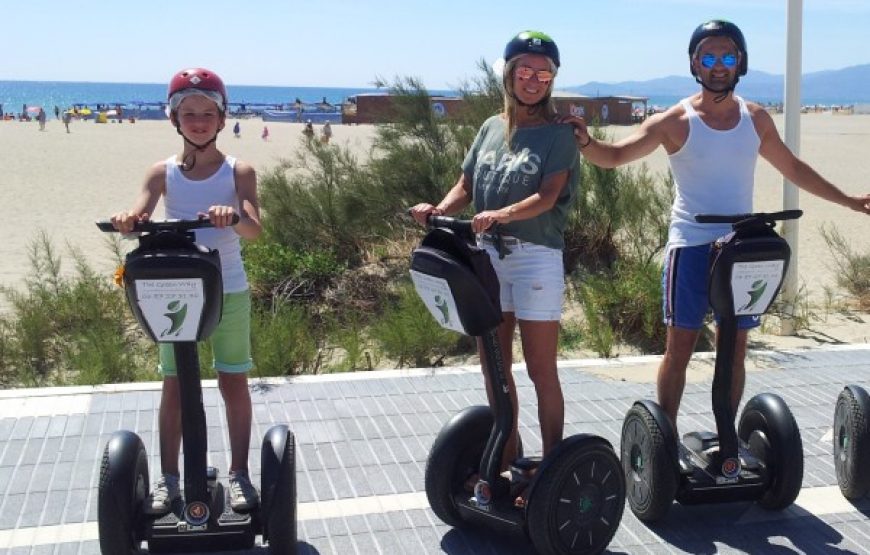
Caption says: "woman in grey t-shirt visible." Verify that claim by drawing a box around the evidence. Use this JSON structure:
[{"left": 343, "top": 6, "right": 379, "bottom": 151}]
[{"left": 410, "top": 30, "right": 581, "bottom": 498}]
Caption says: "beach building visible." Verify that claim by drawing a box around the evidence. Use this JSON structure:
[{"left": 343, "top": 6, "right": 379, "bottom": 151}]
[
  {"left": 341, "top": 93, "right": 464, "bottom": 124},
  {"left": 551, "top": 91, "right": 649, "bottom": 125},
  {"left": 341, "top": 91, "right": 647, "bottom": 125}
]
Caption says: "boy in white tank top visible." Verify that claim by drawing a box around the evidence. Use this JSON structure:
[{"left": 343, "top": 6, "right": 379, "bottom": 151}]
[
  {"left": 111, "top": 68, "right": 263, "bottom": 514},
  {"left": 563, "top": 20, "right": 870, "bottom": 433}
]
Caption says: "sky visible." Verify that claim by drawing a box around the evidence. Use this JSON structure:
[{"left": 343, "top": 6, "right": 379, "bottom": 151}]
[{"left": 2, "top": 0, "right": 868, "bottom": 89}]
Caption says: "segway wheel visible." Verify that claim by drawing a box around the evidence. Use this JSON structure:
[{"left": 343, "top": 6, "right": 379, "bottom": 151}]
[
  {"left": 738, "top": 392, "right": 803, "bottom": 510},
  {"left": 98, "top": 430, "right": 149, "bottom": 555},
  {"left": 833, "top": 387, "right": 870, "bottom": 499},
  {"left": 620, "top": 404, "right": 677, "bottom": 522},
  {"left": 424, "top": 405, "right": 492, "bottom": 527},
  {"left": 525, "top": 437, "right": 625, "bottom": 555},
  {"left": 261, "top": 425, "right": 297, "bottom": 554}
]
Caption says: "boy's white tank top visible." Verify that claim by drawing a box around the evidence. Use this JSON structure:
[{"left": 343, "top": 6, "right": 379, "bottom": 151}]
[
  {"left": 163, "top": 155, "right": 248, "bottom": 292},
  {"left": 666, "top": 95, "right": 761, "bottom": 248}
]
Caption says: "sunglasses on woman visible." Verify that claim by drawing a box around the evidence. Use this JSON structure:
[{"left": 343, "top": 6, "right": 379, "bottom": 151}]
[
  {"left": 700, "top": 53, "right": 738, "bottom": 69},
  {"left": 515, "top": 66, "right": 555, "bottom": 84}
]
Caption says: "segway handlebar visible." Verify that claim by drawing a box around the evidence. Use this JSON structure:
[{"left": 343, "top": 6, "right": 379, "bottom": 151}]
[
  {"left": 425, "top": 215, "right": 474, "bottom": 235},
  {"left": 694, "top": 209, "right": 803, "bottom": 225},
  {"left": 95, "top": 214, "right": 240, "bottom": 233}
]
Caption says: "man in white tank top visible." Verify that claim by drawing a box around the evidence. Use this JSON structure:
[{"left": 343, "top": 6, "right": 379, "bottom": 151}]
[{"left": 565, "top": 20, "right": 870, "bottom": 433}]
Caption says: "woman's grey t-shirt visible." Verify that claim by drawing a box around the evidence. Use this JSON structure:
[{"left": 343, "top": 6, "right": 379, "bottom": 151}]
[{"left": 462, "top": 115, "right": 580, "bottom": 250}]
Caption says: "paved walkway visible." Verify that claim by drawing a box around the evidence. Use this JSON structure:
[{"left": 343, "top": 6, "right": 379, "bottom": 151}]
[{"left": 1, "top": 345, "right": 869, "bottom": 554}]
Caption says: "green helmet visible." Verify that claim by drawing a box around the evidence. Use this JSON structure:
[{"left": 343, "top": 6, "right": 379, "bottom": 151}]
[{"left": 504, "top": 31, "right": 560, "bottom": 68}]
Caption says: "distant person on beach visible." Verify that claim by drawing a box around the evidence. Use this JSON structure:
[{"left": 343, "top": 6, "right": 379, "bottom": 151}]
[
  {"left": 54, "top": 106, "right": 60, "bottom": 120},
  {"left": 261, "top": 125, "right": 269, "bottom": 141},
  {"left": 320, "top": 96, "right": 332, "bottom": 109},
  {"left": 62, "top": 111, "right": 71, "bottom": 133},
  {"left": 233, "top": 121, "right": 241, "bottom": 138},
  {"left": 320, "top": 121, "right": 332, "bottom": 144},
  {"left": 563, "top": 19, "right": 870, "bottom": 437},
  {"left": 303, "top": 120, "right": 314, "bottom": 141},
  {"left": 110, "top": 67, "right": 262, "bottom": 516},
  {"left": 410, "top": 31, "right": 579, "bottom": 491},
  {"left": 295, "top": 97, "right": 303, "bottom": 122},
  {"left": 37, "top": 108, "right": 46, "bottom": 131}
]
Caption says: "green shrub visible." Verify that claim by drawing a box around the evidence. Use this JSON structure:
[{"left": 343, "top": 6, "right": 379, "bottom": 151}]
[
  {"left": 243, "top": 239, "right": 343, "bottom": 301},
  {"left": 371, "top": 283, "right": 465, "bottom": 368},
  {"left": 0, "top": 232, "right": 151, "bottom": 386},
  {"left": 250, "top": 301, "right": 319, "bottom": 377},
  {"left": 821, "top": 223, "right": 870, "bottom": 309},
  {"left": 574, "top": 259, "right": 666, "bottom": 357}
]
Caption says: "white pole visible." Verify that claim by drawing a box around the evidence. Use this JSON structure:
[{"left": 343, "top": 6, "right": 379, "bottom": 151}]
[{"left": 780, "top": 0, "right": 803, "bottom": 335}]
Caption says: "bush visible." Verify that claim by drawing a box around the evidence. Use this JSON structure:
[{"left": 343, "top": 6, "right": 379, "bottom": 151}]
[
  {"left": 251, "top": 301, "right": 319, "bottom": 377},
  {"left": 565, "top": 132, "right": 673, "bottom": 355},
  {"left": 0, "top": 233, "right": 151, "bottom": 386},
  {"left": 574, "top": 259, "right": 667, "bottom": 357},
  {"left": 821, "top": 223, "right": 870, "bottom": 309},
  {"left": 371, "top": 283, "right": 467, "bottom": 368},
  {"left": 243, "top": 239, "right": 344, "bottom": 302}
]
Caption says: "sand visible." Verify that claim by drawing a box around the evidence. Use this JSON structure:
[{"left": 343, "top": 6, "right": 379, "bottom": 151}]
[{"left": 2, "top": 112, "right": 868, "bottom": 356}]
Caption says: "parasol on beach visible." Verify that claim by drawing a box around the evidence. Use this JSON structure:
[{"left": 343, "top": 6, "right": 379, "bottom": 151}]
[{"left": 25, "top": 106, "right": 42, "bottom": 114}]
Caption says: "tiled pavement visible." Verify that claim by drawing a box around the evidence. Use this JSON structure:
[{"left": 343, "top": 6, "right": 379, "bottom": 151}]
[{"left": 1, "top": 345, "right": 869, "bottom": 554}]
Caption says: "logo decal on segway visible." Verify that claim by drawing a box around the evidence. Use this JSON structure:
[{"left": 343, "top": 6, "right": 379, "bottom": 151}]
[
  {"left": 721, "top": 457, "right": 741, "bottom": 479},
  {"left": 473, "top": 480, "right": 493, "bottom": 508},
  {"left": 183, "top": 500, "right": 210, "bottom": 527},
  {"left": 162, "top": 300, "right": 188, "bottom": 337}
]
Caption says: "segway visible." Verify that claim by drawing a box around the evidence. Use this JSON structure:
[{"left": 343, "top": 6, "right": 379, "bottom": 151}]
[
  {"left": 411, "top": 216, "right": 625, "bottom": 555},
  {"left": 833, "top": 385, "right": 870, "bottom": 499},
  {"left": 96, "top": 217, "right": 296, "bottom": 554},
  {"left": 621, "top": 210, "right": 805, "bottom": 522}
]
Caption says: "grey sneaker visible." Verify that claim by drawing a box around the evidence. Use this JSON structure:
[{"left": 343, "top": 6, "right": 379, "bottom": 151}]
[
  {"left": 229, "top": 470, "right": 259, "bottom": 511},
  {"left": 144, "top": 473, "right": 181, "bottom": 515}
]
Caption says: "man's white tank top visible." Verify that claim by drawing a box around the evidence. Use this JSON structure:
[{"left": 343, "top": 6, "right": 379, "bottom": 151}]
[
  {"left": 666, "top": 95, "right": 761, "bottom": 248},
  {"left": 164, "top": 155, "right": 248, "bottom": 292}
]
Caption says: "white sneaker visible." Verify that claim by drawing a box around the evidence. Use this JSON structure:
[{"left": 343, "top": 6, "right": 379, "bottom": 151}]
[
  {"left": 144, "top": 473, "right": 181, "bottom": 515},
  {"left": 229, "top": 470, "right": 259, "bottom": 511}
]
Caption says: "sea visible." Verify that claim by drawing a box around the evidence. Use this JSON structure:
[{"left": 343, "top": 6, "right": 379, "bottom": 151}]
[{"left": 0, "top": 80, "right": 455, "bottom": 113}]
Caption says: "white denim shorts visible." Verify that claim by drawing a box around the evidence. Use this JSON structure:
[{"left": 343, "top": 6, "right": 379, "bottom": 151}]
[{"left": 478, "top": 236, "right": 565, "bottom": 321}]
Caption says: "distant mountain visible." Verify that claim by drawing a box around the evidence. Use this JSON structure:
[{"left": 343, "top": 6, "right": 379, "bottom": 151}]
[{"left": 564, "top": 63, "right": 870, "bottom": 104}]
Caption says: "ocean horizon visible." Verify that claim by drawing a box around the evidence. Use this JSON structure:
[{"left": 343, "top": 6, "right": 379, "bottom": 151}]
[{"left": 0, "top": 79, "right": 860, "bottom": 116}]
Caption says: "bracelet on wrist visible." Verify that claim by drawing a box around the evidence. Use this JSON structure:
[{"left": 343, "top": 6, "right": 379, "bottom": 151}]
[{"left": 579, "top": 135, "right": 592, "bottom": 149}]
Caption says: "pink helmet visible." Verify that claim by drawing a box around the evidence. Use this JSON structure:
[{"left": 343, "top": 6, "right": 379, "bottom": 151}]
[{"left": 167, "top": 68, "right": 227, "bottom": 113}]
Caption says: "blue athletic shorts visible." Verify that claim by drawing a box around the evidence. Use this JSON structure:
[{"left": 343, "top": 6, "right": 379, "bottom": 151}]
[
  {"left": 158, "top": 290, "right": 254, "bottom": 375},
  {"left": 662, "top": 244, "right": 761, "bottom": 330}
]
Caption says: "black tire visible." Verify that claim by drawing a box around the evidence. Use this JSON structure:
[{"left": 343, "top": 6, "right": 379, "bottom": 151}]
[
  {"left": 424, "top": 405, "right": 492, "bottom": 527},
  {"left": 620, "top": 404, "right": 677, "bottom": 522},
  {"left": 261, "top": 425, "right": 297, "bottom": 554},
  {"left": 526, "top": 437, "right": 625, "bottom": 555},
  {"left": 833, "top": 387, "right": 870, "bottom": 499},
  {"left": 738, "top": 392, "right": 803, "bottom": 510},
  {"left": 98, "top": 430, "right": 148, "bottom": 555}
]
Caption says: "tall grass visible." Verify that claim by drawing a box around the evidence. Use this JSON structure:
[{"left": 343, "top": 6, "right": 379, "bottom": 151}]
[
  {"left": 0, "top": 233, "right": 152, "bottom": 386},
  {"left": 821, "top": 223, "right": 870, "bottom": 309}
]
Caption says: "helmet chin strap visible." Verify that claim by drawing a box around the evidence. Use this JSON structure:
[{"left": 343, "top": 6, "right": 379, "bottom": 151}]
[
  {"left": 173, "top": 121, "right": 221, "bottom": 171},
  {"left": 696, "top": 74, "right": 740, "bottom": 104}
]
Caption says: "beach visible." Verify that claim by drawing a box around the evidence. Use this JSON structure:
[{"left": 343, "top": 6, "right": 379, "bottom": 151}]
[{"left": 2, "top": 113, "right": 868, "bottom": 356}]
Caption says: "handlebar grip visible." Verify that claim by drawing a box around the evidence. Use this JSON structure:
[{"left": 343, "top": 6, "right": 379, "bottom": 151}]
[{"left": 427, "top": 215, "right": 474, "bottom": 234}]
